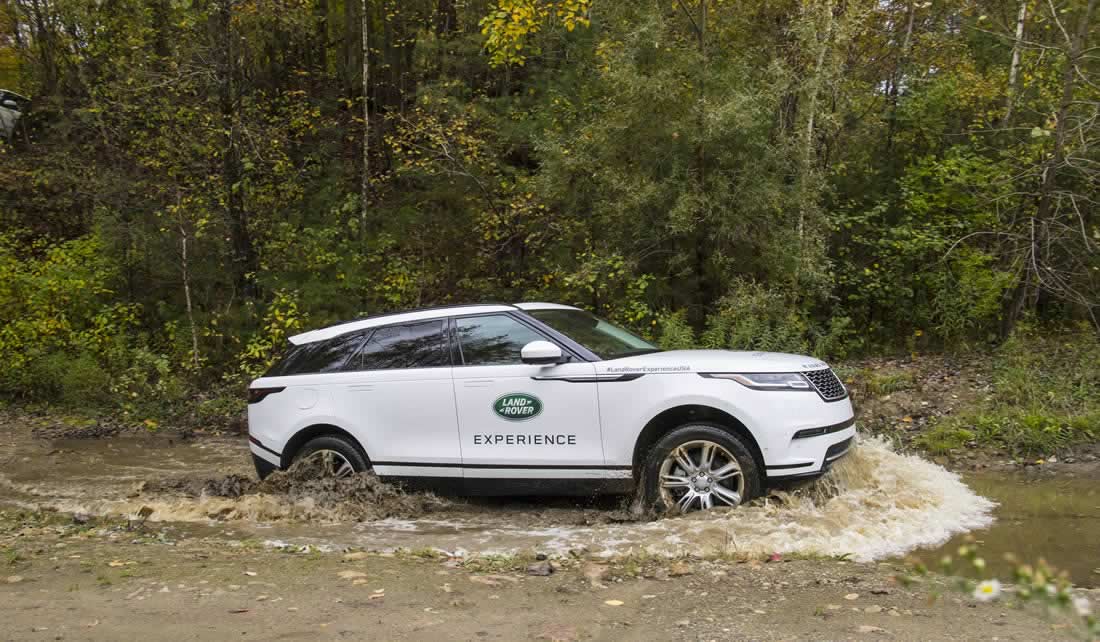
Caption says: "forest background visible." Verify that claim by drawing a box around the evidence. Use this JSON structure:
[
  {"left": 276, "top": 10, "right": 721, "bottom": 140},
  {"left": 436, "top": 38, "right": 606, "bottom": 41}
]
[{"left": 0, "top": 0, "right": 1098, "bottom": 438}]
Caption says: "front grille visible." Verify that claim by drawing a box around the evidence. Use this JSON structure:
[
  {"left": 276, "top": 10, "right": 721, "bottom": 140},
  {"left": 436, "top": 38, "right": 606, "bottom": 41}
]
[{"left": 802, "top": 368, "right": 847, "bottom": 401}]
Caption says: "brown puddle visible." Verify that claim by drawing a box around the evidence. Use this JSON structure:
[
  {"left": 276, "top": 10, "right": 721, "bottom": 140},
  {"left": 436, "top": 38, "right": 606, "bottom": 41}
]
[
  {"left": 911, "top": 473, "right": 1100, "bottom": 586},
  {"left": 3, "top": 426, "right": 1094, "bottom": 585}
]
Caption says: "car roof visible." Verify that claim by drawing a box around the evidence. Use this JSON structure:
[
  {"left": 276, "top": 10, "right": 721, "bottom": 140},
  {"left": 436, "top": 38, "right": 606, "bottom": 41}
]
[{"left": 287, "top": 302, "right": 582, "bottom": 345}]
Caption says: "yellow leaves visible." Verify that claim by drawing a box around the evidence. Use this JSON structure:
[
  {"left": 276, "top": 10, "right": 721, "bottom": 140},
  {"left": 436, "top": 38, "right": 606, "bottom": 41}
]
[{"left": 480, "top": 0, "right": 592, "bottom": 66}]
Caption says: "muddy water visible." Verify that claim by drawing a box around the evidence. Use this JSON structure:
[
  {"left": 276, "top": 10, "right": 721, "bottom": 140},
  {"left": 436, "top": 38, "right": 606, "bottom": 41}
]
[
  {"left": 914, "top": 474, "right": 1100, "bottom": 586},
  {"left": 2, "top": 428, "right": 1093, "bottom": 583}
]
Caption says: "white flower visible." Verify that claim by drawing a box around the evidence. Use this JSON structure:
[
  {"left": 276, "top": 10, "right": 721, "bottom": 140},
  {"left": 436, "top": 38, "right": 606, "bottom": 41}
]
[
  {"left": 973, "top": 579, "right": 1002, "bottom": 602},
  {"left": 1073, "top": 595, "right": 1092, "bottom": 617}
]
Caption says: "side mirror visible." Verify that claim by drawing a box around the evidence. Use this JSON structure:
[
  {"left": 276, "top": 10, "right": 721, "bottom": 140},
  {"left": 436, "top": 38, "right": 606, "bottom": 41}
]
[
  {"left": 0, "top": 100, "right": 18, "bottom": 110},
  {"left": 521, "top": 340, "right": 565, "bottom": 365}
]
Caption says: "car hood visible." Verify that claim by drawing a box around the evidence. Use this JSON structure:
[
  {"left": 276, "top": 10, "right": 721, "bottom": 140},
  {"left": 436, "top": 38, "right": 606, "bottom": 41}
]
[{"left": 595, "top": 350, "right": 829, "bottom": 374}]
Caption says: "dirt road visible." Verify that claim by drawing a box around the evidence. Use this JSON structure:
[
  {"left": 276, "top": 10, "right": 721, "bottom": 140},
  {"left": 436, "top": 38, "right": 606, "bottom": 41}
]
[{"left": 0, "top": 511, "right": 1082, "bottom": 642}]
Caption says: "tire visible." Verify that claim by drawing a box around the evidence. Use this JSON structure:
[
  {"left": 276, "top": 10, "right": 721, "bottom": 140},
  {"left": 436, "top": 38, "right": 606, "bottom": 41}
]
[
  {"left": 641, "top": 423, "right": 762, "bottom": 514},
  {"left": 291, "top": 434, "right": 370, "bottom": 479}
]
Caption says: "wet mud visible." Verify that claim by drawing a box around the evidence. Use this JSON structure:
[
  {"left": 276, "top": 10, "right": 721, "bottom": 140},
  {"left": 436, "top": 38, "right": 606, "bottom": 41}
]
[
  {"left": 0, "top": 424, "right": 1008, "bottom": 568},
  {"left": 139, "top": 458, "right": 454, "bottom": 521}
]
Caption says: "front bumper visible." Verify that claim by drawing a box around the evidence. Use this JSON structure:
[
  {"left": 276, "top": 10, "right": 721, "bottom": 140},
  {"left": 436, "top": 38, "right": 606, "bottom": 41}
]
[{"left": 764, "top": 424, "right": 857, "bottom": 481}]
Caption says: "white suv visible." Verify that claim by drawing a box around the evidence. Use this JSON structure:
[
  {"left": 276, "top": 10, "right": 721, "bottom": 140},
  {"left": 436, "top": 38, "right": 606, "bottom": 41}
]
[{"left": 247, "top": 303, "right": 855, "bottom": 513}]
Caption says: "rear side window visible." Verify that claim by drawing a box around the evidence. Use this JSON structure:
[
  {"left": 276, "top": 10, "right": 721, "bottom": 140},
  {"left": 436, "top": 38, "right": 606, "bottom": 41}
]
[
  {"left": 265, "top": 343, "right": 317, "bottom": 377},
  {"left": 358, "top": 320, "right": 449, "bottom": 371},
  {"left": 455, "top": 314, "right": 547, "bottom": 366},
  {"left": 264, "top": 332, "right": 369, "bottom": 377}
]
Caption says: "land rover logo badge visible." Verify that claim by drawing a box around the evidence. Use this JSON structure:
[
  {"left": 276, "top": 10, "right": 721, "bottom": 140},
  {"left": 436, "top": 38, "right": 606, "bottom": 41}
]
[{"left": 493, "top": 393, "right": 542, "bottom": 421}]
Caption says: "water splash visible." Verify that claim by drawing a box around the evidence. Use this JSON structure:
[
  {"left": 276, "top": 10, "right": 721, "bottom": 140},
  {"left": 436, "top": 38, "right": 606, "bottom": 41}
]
[{"left": 0, "top": 436, "right": 994, "bottom": 562}]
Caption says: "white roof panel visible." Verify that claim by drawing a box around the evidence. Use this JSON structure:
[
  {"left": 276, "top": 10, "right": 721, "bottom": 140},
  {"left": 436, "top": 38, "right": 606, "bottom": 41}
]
[
  {"left": 288, "top": 304, "right": 517, "bottom": 345},
  {"left": 512, "top": 302, "right": 581, "bottom": 311}
]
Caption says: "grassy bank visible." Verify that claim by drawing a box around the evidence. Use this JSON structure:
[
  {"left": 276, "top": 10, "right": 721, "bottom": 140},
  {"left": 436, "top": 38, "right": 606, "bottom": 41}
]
[{"left": 848, "top": 325, "right": 1100, "bottom": 463}]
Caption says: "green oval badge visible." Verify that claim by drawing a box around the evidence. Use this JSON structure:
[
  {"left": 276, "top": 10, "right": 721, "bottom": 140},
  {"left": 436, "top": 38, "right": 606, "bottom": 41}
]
[{"left": 493, "top": 393, "right": 543, "bottom": 421}]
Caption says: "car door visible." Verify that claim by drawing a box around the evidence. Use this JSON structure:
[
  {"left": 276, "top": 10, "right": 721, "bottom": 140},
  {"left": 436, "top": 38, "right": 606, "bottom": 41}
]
[
  {"left": 328, "top": 319, "right": 462, "bottom": 477},
  {"left": 450, "top": 313, "right": 606, "bottom": 472}
]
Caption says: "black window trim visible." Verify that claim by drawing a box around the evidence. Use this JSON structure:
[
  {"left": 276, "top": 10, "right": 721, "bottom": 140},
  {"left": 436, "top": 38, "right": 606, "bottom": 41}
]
[{"left": 450, "top": 311, "right": 594, "bottom": 367}]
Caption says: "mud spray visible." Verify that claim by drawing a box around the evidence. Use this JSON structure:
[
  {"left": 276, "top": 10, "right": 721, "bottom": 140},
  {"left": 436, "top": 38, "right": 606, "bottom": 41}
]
[{"left": 1, "top": 437, "right": 993, "bottom": 561}]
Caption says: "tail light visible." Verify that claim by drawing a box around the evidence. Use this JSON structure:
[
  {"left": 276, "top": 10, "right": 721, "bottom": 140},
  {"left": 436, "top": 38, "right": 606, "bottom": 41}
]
[{"left": 247, "top": 386, "right": 285, "bottom": 404}]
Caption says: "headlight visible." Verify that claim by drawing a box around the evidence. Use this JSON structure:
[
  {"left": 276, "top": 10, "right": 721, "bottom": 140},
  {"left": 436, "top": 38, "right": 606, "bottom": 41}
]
[{"left": 702, "top": 372, "right": 812, "bottom": 391}]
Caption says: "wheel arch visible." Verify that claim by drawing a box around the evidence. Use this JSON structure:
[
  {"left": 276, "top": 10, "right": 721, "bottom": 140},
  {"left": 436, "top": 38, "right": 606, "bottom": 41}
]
[
  {"left": 280, "top": 423, "right": 370, "bottom": 469},
  {"left": 631, "top": 405, "right": 765, "bottom": 481}
]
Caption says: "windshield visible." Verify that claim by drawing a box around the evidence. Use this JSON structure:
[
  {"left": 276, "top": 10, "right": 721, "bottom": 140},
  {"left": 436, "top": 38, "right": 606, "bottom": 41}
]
[{"left": 527, "top": 308, "right": 659, "bottom": 360}]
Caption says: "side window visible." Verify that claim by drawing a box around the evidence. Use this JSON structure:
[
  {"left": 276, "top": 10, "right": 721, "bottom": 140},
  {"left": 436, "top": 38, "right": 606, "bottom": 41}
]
[
  {"left": 455, "top": 315, "right": 548, "bottom": 366},
  {"left": 296, "top": 331, "right": 371, "bottom": 373},
  {"left": 359, "top": 320, "right": 449, "bottom": 371},
  {"left": 265, "top": 343, "right": 318, "bottom": 377}
]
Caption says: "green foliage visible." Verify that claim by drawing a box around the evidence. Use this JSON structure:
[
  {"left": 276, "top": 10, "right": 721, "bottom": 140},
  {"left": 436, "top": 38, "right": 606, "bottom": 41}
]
[
  {"left": 1, "top": 0, "right": 1098, "bottom": 421},
  {"left": 699, "top": 281, "right": 810, "bottom": 355},
  {"left": 655, "top": 311, "right": 696, "bottom": 351},
  {"left": 236, "top": 291, "right": 308, "bottom": 382},
  {"left": 919, "top": 325, "right": 1100, "bottom": 457},
  {"left": 919, "top": 412, "right": 1097, "bottom": 458}
]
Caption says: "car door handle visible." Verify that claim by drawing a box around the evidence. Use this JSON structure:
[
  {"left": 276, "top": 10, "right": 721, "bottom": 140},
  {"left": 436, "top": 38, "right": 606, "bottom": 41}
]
[
  {"left": 348, "top": 384, "right": 375, "bottom": 392},
  {"left": 462, "top": 379, "right": 494, "bottom": 387}
]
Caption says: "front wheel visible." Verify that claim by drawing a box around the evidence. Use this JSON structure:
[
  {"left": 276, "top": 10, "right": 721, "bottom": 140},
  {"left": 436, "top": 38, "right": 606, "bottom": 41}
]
[{"left": 642, "top": 424, "right": 761, "bottom": 514}]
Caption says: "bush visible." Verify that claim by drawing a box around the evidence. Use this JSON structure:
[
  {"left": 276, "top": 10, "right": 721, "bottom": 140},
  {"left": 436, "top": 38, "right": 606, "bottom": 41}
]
[
  {"left": 699, "top": 280, "right": 810, "bottom": 354},
  {"left": 918, "top": 324, "right": 1100, "bottom": 457}
]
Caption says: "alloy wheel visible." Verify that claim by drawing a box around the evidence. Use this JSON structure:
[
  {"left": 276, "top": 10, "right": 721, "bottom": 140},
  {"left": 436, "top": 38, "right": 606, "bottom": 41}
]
[
  {"left": 658, "top": 439, "right": 745, "bottom": 513},
  {"left": 301, "top": 449, "right": 356, "bottom": 479}
]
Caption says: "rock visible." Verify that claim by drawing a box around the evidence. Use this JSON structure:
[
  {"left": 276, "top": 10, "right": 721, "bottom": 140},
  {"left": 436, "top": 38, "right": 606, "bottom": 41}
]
[
  {"left": 527, "top": 561, "right": 554, "bottom": 577},
  {"left": 535, "top": 553, "right": 548, "bottom": 561},
  {"left": 675, "top": 619, "right": 690, "bottom": 627},
  {"left": 583, "top": 563, "right": 609, "bottom": 588},
  {"left": 858, "top": 625, "right": 886, "bottom": 634},
  {"left": 337, "top": 570, "right": 367, "bottom": 579},
  {"left": 668, "top": 562, "right": 693, "bottom": 577},
  {"left": 844, "top": 593, "right": 860, "bottom": 600},
  {"left": 343, "top": 552, "right": 369, "bottom": 561},
  {"left": 6, "top": 575, "right": 24, "bottom": 584},
  {"left": 870, "top": 588, "right": 891, "bottom": 595},
  {"left": 865, "top": 605, "right": 882, "bottom": 614},
  {"left": 72, "top": 513, "right": 91, "bottom": 525},
  {"left": 603, "top": 600, "right": 624, "bottom": 607}
]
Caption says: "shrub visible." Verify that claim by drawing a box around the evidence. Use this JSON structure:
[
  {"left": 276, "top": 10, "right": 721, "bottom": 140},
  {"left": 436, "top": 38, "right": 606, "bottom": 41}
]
[{"left": 700, "top": 280, "right": 810, "bottom": 355}]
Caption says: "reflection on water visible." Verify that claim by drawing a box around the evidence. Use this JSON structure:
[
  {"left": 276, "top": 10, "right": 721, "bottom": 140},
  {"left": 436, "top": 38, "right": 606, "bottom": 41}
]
[{"left": 914, "top": 473, "right": 1100, "bottom": 587}]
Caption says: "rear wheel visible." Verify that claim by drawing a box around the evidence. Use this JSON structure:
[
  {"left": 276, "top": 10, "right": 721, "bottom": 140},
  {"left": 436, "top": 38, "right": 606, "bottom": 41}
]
[
  {"left": 642, "top": 423, "right": 761, "bottom": 514},
  {"left": 292, "top": 435, "right": 370, "bottom": 479}
]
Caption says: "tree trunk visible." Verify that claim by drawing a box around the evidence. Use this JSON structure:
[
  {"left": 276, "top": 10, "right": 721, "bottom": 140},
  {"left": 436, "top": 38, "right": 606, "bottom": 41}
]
[
  {"left": 360, "top": 0, "right": 370, "bottom": 234},
  {"left": 217, "top": 0, "right": 256, "bottom": 298},
  {"left": 179, "top": 217, "right": 201, "bottom": 371},
  {"left": 1004, "top": 1, "right": 1027, "bottom": 123},
  {"left": 885, "top": 1, "right": 915, "bottom": 152},
  {"left": 797, "top": 0, "right": 834, "bottom": 280},
  {"left": 1005, "top": 0, "right": 1097, "bottom": 334},
  {"left": 693, "top": 0, "right": 712, "bottom": 319},
  {"left": 343, "top": 0, "right": 356, "bottom": 95},
  {"left": 436, "top": 0, "right": 457, "bottom": 36}
]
